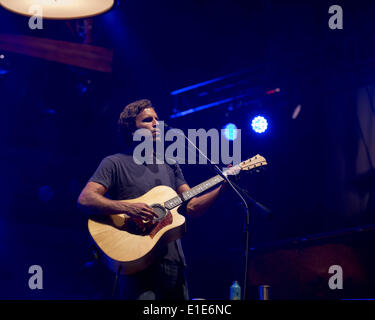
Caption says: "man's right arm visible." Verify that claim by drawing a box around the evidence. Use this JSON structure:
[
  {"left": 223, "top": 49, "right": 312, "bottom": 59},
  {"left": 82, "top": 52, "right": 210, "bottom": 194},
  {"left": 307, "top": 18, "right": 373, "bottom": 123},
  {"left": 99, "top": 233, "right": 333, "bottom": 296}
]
[{"left": 77, "top": 181, "right": 157, "bottom": 221}]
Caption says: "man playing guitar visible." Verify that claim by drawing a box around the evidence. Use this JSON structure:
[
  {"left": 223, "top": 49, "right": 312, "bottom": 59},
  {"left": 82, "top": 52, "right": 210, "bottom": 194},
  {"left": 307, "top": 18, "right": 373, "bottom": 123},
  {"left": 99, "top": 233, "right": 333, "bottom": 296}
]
[{"left": 77, "top": 99, "right": 225, "bottom": 300}]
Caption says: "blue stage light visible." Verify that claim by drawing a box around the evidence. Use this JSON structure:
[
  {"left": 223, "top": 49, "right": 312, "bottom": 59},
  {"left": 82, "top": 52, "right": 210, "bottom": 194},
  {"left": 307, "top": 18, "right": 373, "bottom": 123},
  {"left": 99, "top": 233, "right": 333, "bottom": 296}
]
[
  {"left": 223, "top": 123, "right": 238, "bottom": 141},
  {"left": 251, "top": 116, "right": 268, "bottom": 133}
]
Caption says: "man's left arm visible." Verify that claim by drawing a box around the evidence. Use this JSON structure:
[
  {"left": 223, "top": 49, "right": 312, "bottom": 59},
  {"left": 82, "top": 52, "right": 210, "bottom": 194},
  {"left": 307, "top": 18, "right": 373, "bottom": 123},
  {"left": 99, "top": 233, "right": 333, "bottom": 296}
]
[{"left": 177, "top": 183, "right": 225, "bottom": 217}]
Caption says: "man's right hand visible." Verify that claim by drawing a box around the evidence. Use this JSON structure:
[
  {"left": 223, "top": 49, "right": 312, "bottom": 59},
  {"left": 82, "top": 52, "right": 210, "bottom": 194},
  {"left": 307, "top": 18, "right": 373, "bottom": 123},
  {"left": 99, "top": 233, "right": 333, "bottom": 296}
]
[{"left": 123, "top": 202, "right": 158, "bottom": 222}]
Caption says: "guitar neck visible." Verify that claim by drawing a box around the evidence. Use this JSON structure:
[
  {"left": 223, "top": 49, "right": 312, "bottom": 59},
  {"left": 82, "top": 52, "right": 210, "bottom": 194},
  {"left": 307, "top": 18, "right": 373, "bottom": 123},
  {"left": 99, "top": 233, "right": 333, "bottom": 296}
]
[
  {"left": 163, "top": 154, "right": 268, "bottom": 211},
  {"left": 164, "top": 174, "right": 225, "bottom": 210}
]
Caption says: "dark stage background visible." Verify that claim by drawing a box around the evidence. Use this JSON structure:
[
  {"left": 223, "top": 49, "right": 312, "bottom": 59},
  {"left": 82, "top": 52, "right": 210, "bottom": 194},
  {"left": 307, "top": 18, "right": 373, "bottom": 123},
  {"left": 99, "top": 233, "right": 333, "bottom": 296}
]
[{"left": 1, "top": 0, "right": 375, "bottom": 299}]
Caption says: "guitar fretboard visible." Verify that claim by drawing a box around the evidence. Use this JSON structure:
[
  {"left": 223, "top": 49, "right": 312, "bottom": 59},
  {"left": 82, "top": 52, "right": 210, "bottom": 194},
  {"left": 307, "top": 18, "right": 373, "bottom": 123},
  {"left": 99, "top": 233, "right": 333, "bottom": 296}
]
[{"left": 164, "top": 174, "right": 225, "bottom": 210}]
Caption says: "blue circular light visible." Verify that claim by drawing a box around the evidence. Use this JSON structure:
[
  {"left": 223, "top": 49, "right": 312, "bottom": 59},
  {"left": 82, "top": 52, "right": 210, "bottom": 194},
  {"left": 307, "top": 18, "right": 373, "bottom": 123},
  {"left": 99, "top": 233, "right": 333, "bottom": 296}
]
[
  {"left": 251, "top": 116, "right": 268, "bottom": 133},
  {"left": 223, "top": 123, "right": 238, "bottom": 141}
]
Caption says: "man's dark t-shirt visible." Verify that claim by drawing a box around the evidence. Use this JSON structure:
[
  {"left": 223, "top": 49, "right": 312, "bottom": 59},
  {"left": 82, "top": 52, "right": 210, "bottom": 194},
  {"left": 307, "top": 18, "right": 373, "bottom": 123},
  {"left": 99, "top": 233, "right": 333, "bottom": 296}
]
[{"left": 88, "top": 152, "right": 187, "bottom": 266}]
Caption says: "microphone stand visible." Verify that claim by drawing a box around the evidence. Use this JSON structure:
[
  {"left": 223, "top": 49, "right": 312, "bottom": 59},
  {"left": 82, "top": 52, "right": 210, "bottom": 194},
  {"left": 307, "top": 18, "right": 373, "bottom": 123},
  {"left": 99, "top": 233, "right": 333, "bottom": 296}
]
[
  {"left": 229, "top": 180, "right": 272, "bottom": 219},
  {"left": 164, "top": 124, "right": 253, "bottom": 300}
]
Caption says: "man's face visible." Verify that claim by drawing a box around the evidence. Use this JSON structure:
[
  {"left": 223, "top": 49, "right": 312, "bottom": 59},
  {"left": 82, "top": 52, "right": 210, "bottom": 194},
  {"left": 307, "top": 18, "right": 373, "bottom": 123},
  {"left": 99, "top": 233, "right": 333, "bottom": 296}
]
[{"left": 135, "top": 107, "right": 161, "bottom": 141}]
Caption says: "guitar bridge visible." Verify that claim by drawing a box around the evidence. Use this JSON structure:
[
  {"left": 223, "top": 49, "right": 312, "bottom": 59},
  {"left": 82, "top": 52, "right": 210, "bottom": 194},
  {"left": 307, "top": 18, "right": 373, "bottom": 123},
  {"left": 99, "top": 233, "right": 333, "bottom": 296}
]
[{"left": 148, "top": 210, "right": 173, "bottom": 239}]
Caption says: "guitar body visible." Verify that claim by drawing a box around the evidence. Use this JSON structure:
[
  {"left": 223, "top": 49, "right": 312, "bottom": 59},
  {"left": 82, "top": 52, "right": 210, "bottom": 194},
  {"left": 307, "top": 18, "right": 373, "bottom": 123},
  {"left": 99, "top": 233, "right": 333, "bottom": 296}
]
[{"left": 88, "top": 185, "right": 186, "bottom": 275}]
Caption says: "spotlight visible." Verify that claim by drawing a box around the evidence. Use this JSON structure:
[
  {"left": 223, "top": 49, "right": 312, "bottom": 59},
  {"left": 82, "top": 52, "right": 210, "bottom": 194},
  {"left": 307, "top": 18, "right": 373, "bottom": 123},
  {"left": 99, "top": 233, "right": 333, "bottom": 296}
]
[
  {"left": 0, "top": 54, "right": 10, "bottom": 76},
  {"left": 223, "top": 123, "right": 238, "bottom": 141},
  {"left": 251, "top": 116, "right": 268, "bottom": 134}
]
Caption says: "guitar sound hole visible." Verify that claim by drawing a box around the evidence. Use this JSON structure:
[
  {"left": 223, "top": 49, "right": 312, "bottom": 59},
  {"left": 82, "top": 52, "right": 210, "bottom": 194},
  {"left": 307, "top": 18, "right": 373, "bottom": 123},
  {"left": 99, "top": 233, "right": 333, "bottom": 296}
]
[{"left": 151, "top": 204, "right": 167, "bottom": 222}]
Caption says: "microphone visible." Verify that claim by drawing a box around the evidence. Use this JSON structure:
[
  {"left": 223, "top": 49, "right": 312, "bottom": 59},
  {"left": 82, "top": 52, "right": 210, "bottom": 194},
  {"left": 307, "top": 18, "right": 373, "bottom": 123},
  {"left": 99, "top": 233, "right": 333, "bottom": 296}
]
[{"left": 163, "top": 122, "right": 174, "bottom": 129}]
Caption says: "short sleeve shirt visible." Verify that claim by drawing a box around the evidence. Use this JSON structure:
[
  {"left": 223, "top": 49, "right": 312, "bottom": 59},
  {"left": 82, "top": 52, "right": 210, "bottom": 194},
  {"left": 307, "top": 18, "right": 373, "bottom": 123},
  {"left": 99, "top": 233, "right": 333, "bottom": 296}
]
[{"left": 88, "top": 152, "right": 187, "bottom": 266}]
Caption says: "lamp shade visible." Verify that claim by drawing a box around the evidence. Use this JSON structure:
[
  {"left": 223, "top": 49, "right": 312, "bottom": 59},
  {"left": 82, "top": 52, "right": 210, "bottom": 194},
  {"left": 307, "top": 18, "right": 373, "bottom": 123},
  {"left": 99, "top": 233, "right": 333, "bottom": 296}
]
[{"left": 0, "top": 0, "right": 115, "bottom": 20}]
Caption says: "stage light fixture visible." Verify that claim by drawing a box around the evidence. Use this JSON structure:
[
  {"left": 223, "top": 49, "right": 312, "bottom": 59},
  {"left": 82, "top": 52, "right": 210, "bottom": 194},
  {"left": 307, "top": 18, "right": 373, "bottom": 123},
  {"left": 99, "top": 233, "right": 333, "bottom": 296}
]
[
  {"left": 0, "top": 53, "right": 10, "bottom": 76},
  {"left": 0, "top": 0, "right": 115, "bottom": 20},
  {"left": 251, "top": 116, "right": 268, "bottom": 134},
  {"left": 223, "top": 123, "right": 238, "bottom": 141}
]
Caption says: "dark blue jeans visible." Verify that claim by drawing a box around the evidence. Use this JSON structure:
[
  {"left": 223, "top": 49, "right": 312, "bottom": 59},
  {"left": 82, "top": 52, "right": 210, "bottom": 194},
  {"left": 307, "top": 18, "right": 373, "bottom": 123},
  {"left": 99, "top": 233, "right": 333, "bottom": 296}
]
[{"left": 119, "top": 260, "right": 189, "bottom": 300}]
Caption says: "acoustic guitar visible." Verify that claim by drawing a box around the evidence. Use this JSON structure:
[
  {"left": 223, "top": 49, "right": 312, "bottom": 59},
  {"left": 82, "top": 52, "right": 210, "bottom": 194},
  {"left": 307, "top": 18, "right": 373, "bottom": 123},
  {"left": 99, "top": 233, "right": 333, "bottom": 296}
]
[{"left": 88, "top": 154, "right": 267, "bottom": 275}]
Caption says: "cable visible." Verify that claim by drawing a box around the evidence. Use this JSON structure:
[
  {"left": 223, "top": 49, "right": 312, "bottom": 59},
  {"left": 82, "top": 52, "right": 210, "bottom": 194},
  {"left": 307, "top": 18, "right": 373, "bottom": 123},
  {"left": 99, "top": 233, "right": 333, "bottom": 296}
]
[
  {"left": 112, "top": 266, "right": 121, "bottom": 298},
  {"left": 356, "top": 86, "right": 375, "bottom": 170}
]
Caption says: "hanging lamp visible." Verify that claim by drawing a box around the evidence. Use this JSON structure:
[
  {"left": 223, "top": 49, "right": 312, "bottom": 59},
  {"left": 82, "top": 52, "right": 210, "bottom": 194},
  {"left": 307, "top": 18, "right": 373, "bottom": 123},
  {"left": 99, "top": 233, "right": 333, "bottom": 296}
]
[{"left": 0, "top": 0, "right": 115, "bottom": 20}]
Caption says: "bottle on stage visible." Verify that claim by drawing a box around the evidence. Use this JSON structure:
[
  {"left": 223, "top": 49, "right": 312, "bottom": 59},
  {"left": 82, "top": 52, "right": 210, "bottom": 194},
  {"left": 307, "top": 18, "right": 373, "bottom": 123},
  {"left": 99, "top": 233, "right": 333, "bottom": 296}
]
[{"left": 229, "top": 280, "right": 241, "bottom": 300}]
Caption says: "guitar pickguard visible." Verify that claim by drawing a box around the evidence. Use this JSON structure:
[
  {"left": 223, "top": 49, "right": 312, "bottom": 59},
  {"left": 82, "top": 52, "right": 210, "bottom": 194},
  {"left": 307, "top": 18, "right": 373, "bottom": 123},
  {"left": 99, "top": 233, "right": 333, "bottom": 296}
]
[
  {"left": 149, "top": 211, "right": 173, "bottom": 239},
  {"left": 119, "top": 210, "right": 173, "bottom": 238}
]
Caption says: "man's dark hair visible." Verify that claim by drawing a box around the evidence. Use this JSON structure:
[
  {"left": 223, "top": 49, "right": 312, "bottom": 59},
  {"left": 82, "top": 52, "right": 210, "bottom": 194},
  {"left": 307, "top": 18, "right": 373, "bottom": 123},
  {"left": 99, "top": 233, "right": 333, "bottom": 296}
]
[{"left": 118, "top": 99, "right": 154, "bottom": 145}]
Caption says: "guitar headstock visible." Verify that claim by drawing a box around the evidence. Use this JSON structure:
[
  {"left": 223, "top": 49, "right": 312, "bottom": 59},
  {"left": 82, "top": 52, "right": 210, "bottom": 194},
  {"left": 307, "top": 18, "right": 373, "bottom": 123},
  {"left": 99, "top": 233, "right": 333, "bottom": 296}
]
[
  {"left": 239, "top": 154, "right": 267, "bottom": 172},
  {"left": 223, "top": 154, "right": 267, "bottom": 176}
]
